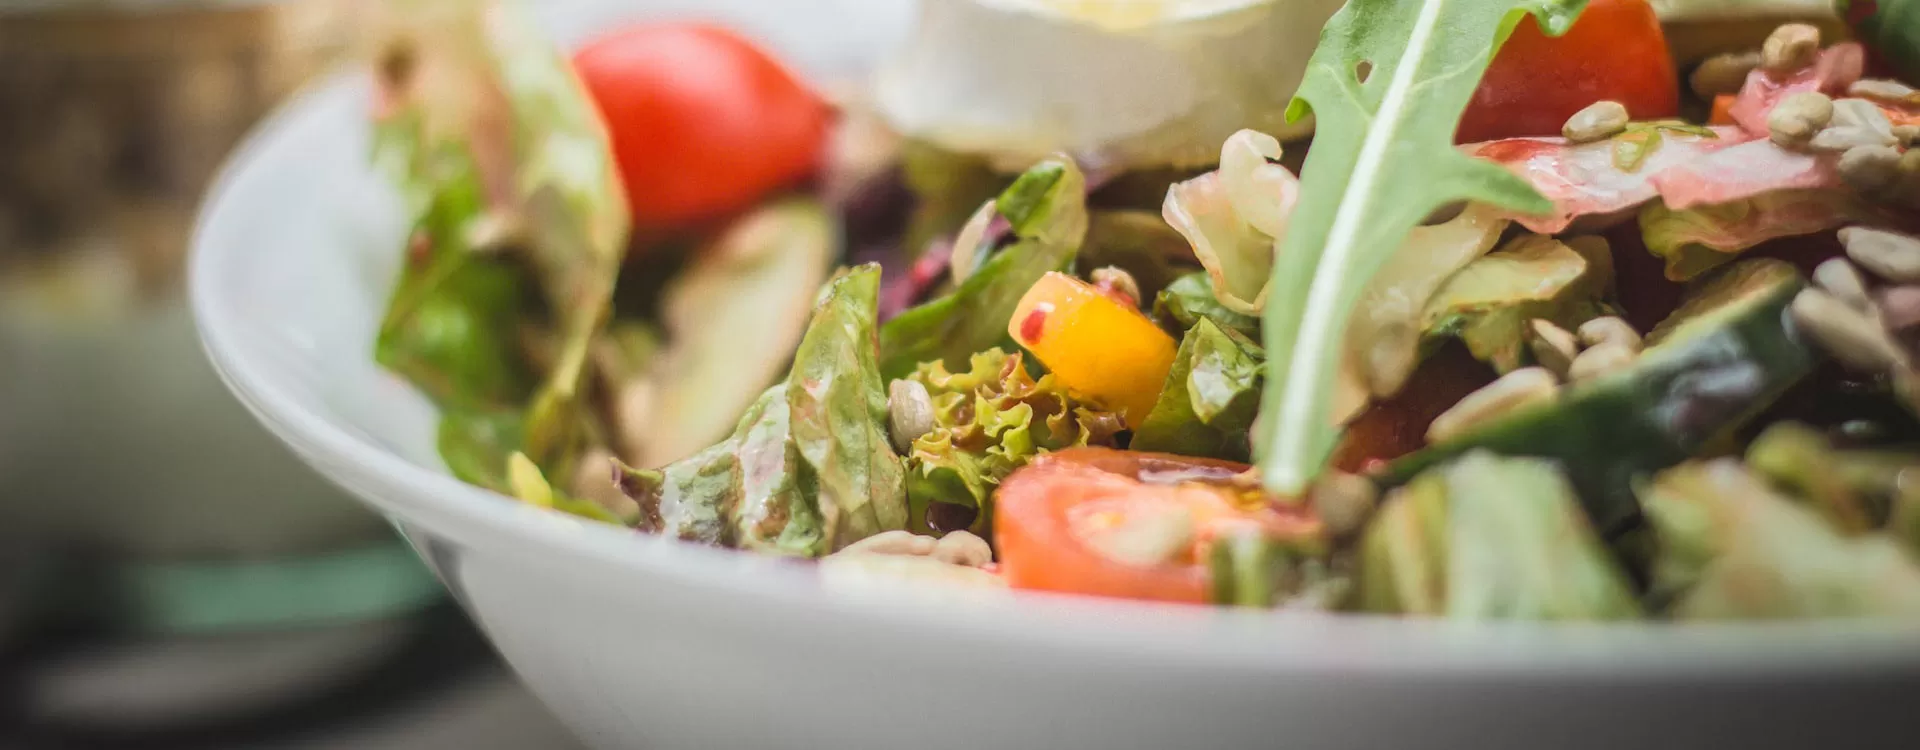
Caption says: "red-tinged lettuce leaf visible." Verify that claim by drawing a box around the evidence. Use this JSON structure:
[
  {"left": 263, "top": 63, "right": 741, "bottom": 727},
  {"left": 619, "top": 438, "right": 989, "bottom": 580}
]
[
  {"left": 1640, "top": 188, "right": 1888, "bottom": 282},
  {"left": 1647, "top": 138, "right": 1847, "bottom": 211},
  {"left": 1726, "top": 42, "right": 1867, "bottom": 137},
  {"left": 1463, "top": 126, "right": 1750, "bottom": 234},
  {"left": 1252, "top": 0, "right": 1590, "bottom": 495}
]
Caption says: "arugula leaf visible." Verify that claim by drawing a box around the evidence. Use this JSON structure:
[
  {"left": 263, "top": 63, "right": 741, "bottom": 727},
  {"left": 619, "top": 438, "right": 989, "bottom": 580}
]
[
  {"left": 1255, "top": 0, "right": 1588, "bottom": 495},
  {"left": 1132, "top": 319, "right": 1265, "bottom": 462},
  {"left": 789, "top": 265, "right": 911, "bottom": 547},
  {"left": 1154, "top": 273, "right": 1261, "bottom": 338},
  {"left": 878, "top": 157, "right": 1088, "bottom": 380}
]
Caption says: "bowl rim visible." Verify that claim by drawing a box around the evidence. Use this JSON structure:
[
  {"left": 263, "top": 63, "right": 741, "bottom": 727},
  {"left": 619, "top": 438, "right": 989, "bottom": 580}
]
[{"left": 189, "top": 37, "right": 1920, "bottom": 683}]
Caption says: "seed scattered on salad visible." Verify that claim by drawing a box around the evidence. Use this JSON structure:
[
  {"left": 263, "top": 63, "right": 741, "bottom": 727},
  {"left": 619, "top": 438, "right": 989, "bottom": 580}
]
[{"left": 367, "top": 0, "right": 1920, "bottom": 619}]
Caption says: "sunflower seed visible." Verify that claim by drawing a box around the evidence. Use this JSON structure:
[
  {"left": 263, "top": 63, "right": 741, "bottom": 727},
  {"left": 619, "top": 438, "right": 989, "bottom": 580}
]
[
  {"left": 1769, "top": 92, "right": 1834, "bottom": 148},
  {"left": 1690, "top": 51, "right": 1762, "bottom": 99},
  {"left": 1761, "top": 23, "right": 1822, "bottom": 75},
  {"left": 1849, "top": 78, "right": 1920, "bottom": 106},
  {"left": 1791, "top": 288, "right": 1909, "bottom": 372},
  {"left": 1312, "top": 471, "right": 1378, "bottom": 539},
  {"left": 1576, "top": 316, "right": 1643, "bottom": 353},
  {"left": 1568, "top": 342, "right": 1638, "bottom": 382},
  {"left": 1814, "top": 258, "right": 1874, "bottom": 311},
  {"left": 888, "top": 379, "right": 935, "bottom": 454},
  {"left": 1843, "top": 227, "right": 1920, "bottom": 283},
  {"left": 1563, "top": 100, "right": 1630, "bottom": 143},
  {"left": 1427, "top": 367, "right": 1558, "bottom": 443},
  {"left": 1839, "top": 145, "right": 1906, "bottom": 193},
  {"left": 930, "top": 531, "right": 994, "bottom": 568},
  {"left": 1526, "top": 319, "right": 1580, "bottom": 378}
]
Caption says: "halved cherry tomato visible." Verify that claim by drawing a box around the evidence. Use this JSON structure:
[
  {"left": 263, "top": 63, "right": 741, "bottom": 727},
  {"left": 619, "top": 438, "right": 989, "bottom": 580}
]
[
  {"left": 1456, "top": 0, "right": 1679, "bottom": 143},
  {"left": 995, "top": 448, "right": 1322, "bottom": 603},
  {"left": 573, "top": 24, "right": 833, "bottom": 232}
]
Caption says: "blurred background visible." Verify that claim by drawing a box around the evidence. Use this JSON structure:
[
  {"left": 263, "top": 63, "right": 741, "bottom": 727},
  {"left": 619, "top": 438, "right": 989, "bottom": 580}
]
[{"left": 0, "top": 1, "right": 582, "bottom": 746}]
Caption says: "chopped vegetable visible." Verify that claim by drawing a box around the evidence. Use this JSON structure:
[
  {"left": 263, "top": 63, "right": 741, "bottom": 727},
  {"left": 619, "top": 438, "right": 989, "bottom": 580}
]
[
  {"left": 1153, "top": 272, "right": 1262, "bottom": 339},
  {"left": 1639, "top": 189, "right": 1882, "bottom": 281},
  {"left": 636, "top": 199, "right": 838, "bottom": 465},
  {"left": 573, "top": 23, "right": 833, "bottom": 230},
  {"left": 1133, "top": 319, "right": 1265, "bottom": 462},
  {"left": 1252, "top": 0, "right": 1588, "bottom": 496},
  {"left": 879, "top": 157, "right": 1089, "bottom": 380},
  {"left": 1458, "top": 0, "right": 1680, "bottom": 142},
  {"left": 1419, "top": 234, "right": 1609, "bottom": 372},
  {"left": 1009, "top": 272, "right": 1180, "bottom": 426},
  {"left": 1357, "top": 452, "right": 1640, "bottom": 619},
  {"left": 1381, "top": 260, "right": 1819, "bottom": 532},
  {"left": 996, "top": 448, "right": 1324, "bottom": 604},
  {"left": 902, "top": 349, "right": 1126, "bottom": 535},
  {"left": 1641, "top": 459, "right": 1920, "bottom": 619}
]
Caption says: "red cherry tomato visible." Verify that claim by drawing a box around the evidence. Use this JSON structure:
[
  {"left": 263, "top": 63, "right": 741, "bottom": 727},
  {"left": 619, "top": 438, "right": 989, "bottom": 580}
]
[
  {"left": 1332, "top": 345, "right": 1495, "bottom": 474},
  {"left": 995, "top": 448, "right": 1321, "bottom": 604},
  {"left": 573, "top": 24, "right": 833, "bottom": 231},
  {"left": 1456, "top": 0, "right": 1679, "bottom": 144}
]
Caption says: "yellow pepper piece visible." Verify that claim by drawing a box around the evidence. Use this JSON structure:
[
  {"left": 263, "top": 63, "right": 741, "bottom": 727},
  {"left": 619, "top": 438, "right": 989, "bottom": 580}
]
[{"left": 1008, "top": 272, "right": 1177, "bottom": 426}]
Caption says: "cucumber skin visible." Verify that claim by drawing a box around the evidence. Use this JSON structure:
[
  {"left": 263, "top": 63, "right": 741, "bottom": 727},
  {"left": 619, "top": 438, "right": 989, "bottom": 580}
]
[{"left": 1378, "top": 281, "right": 1818, "bottom": 534}]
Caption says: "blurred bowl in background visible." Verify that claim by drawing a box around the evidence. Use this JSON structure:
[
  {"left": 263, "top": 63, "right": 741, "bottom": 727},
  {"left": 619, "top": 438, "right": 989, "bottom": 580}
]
[{"left": 0, "top": 0, "right": 450, "bottom": 735}]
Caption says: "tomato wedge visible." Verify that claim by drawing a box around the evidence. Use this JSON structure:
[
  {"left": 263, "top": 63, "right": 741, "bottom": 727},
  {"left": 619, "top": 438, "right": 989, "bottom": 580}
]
[
  {"left": 1457, "top": 0, "right": 1679, "bottom": 143},
  {"left": 995, "top": 448, "right": 1322, "bottom": 604}
]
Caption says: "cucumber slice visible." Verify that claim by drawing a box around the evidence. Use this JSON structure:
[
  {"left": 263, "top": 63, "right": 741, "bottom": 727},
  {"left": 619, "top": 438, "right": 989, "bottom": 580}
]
[{"left": 1378, "top": 260, "right": 1820, "bottom": 533}]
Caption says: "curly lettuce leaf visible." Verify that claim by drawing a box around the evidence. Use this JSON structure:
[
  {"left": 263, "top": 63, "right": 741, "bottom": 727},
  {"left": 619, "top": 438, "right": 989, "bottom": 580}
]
[
  {"left": 1641, "top": 459, "right": 1920, "bottom": 619},
  {"left": 1133, "top": 319, "right": 1265, "bottom": 462},
  {"left": 904, "top": 349, "right": 1125, "bottom": 534},
  {"left": 1255, "top": 0, "right": 1588, "bottom": 495},
  {"left": 1356, "top": 451, "right": 1640, "bottom": 620},
  {"left": 879, "top": 157, "right": 1089, "bottom": 380}
]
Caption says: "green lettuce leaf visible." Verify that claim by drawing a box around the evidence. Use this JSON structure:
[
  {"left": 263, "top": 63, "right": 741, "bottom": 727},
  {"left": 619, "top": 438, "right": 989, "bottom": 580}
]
[
  {"left": 1356, "top": 451, "right": 1640, "bottom": 620},
  {"left": 1420, "top": 234, "right": 1608, "bottom": 372},
  {"left": 1641, "top": 459, "right": 1920, "bottom": 619},
  {"left": 614, "top": 265, "right": 904, "bottom": 555},
  {"left": 879, "top": 157, "right": 1089, "bottom": 380},
  {"left": 904, "top": 349, "right": 1125, "bottom": 534},
  {"left": 371, "top": 0, "right": 628, "bottom": 486},
  {"left": 789, "top": 266, "right": 910, "bottom": 546},
  {"left": 1254, "top": 0, "right": 1587, "bottom": 495},
  {"left": 1153, "top": 272, "right": 1261, "bottom": 338},
  {"left": 1133, "top": 318, "right": 1265, "bottom": 462}
]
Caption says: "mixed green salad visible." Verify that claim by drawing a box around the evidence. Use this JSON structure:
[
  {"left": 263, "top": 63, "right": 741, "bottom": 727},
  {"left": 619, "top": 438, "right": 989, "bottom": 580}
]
[{"left": 367, "top": 0, "right": 1920, "bottom": 619}]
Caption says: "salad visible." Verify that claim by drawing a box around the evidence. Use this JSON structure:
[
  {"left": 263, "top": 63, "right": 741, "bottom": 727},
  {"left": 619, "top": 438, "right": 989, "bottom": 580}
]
[{"left": 366, "top": 0, "right": 1920, "bottom": 619}]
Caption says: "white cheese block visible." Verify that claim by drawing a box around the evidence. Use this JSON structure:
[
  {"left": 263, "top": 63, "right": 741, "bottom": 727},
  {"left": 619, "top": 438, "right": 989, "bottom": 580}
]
[{"left": 874, "top": 0, "right": 1346, "bottom": 171}]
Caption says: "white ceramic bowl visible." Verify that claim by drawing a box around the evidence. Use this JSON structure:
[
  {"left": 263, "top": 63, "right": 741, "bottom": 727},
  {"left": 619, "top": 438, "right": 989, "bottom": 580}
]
[{"left": 193, "top": 2, "right": 1920, "bottom": 749}]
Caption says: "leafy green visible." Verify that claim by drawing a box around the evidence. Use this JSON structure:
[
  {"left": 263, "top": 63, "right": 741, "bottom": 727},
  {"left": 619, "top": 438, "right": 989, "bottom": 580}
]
[
  {"left": 879, "top": 157, "right": 1089, "bottom": 380},
  {"left": 638, "top": 199, "right": 838, "bottom": 465},
  {"left": 1640, "top": 190, "right": 1876, "bottom": 282},
  {"left": 1161, "top": 130, "right": 1297, "bottom": 315},
  {"left": 788, "top": 266, "right": 910, "bottom": 545},
  {"left": 1419, "top": 234, "right": 1608, "bottom": 372},
  {"left": 371, "top": 0, "right": 628, "bottom": 488},
  {"left": 903, "top": 349, "right": 1125, "bottom": 534},
  {"left": 1254, "top": 0, "right": 1588, "bottom": 495},
  {"left": 1153, "top": 273, "right": 1261, "bottom": 338},
  {"left": 1133, "top": 319, "right": 1265, "bottom": 462},
  {"left": 1355, "top": 451, "right": 1640, "bottom": 620},
  {"left": 614, "top": 265, "right": 904, "bottom": 555},
  {"left": 901, "top": 139, "right": 1010, "bottom": 260},
  {"left": 437, "top": 408, "right": 526, "bottom": 494},
  {"left": 1641, "top": 460, "right": 1920, "bottom": 619}
]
